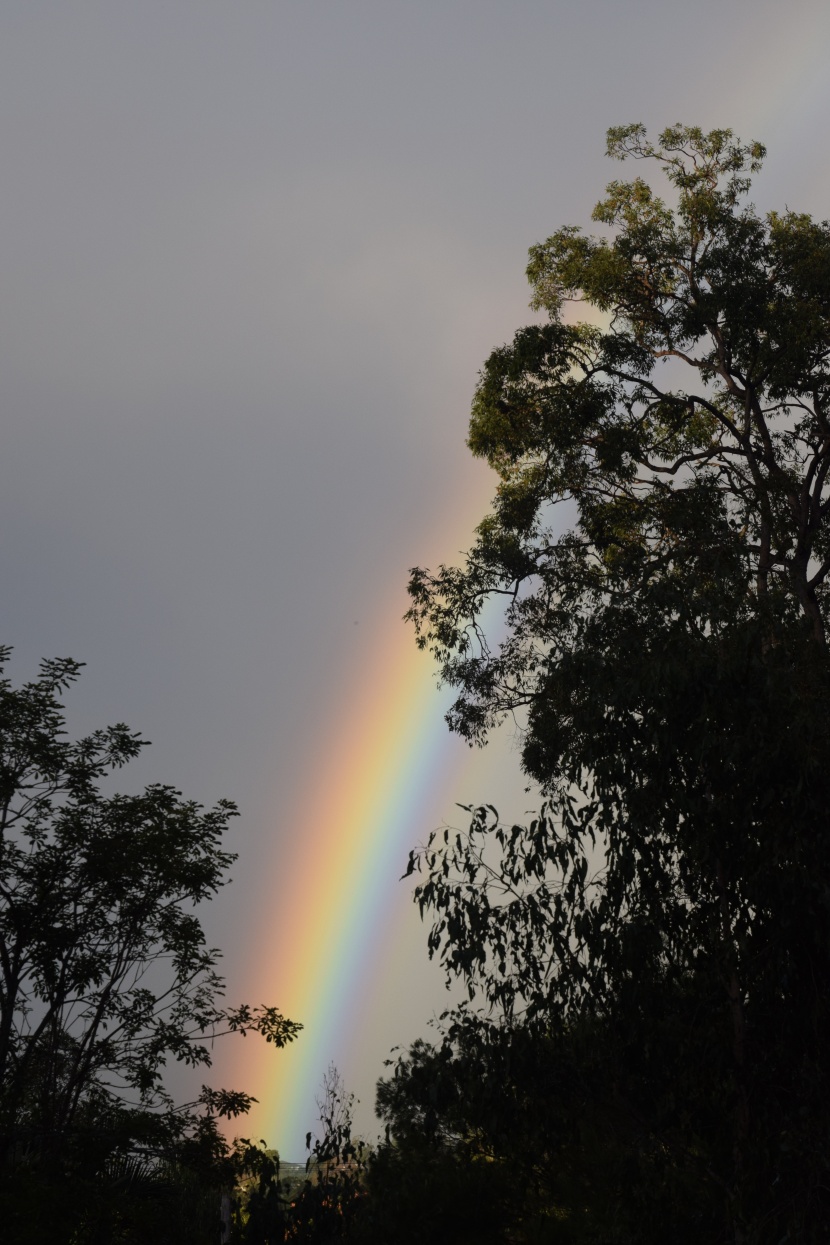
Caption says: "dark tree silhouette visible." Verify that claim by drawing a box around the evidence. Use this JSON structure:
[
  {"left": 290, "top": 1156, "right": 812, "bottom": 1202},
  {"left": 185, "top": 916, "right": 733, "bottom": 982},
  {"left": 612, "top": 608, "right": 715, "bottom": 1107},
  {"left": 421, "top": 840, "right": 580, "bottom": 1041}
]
[
  {"left": 405, "top": 126, "right": 830, "bottom": 1243},
  {"left": 0, "top": 650, "right": 300, "bottom": 1242}
]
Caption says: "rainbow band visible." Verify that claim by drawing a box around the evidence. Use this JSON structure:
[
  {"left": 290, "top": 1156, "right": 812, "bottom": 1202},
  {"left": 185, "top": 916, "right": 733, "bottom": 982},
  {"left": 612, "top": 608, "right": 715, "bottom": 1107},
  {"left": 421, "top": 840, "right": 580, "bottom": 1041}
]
[{"left": 229, "top": 577, "right": 466, "bottom": 1158}]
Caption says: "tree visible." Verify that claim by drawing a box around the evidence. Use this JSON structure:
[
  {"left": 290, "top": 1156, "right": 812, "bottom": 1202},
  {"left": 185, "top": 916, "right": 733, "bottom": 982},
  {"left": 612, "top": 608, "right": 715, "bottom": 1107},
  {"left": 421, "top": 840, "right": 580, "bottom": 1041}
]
[
  {"left": 0, "top": 649, "right": 300, "bottom": 1240},
  {"left": 373, "top": 1023, "right": 670, "bottom": 1244},
  {"left": 405, "top": 127, "right": 830, "bottom": 1241},
  {"left": 227, "top": 1141, "right": 290, "bottom": 1245},
  {"left": 367, "top": 1032, "right": 528, "bottom": 1245}
]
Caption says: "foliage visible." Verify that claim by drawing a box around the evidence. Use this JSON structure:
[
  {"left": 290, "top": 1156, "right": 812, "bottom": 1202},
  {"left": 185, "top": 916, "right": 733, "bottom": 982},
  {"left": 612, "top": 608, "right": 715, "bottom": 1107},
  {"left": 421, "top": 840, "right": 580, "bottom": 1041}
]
[
  {"left": 404, "top": 126, "right": 830, "bottom": 1241},
  {"left": 0, "top": 650, "right": 301, "bottom": 1242},
  {"left": 366, "top": 1035, "right": 520, "bottom": 1245},
  {"left": 373, "top": 1023, "right": 688, "bottom": 1245},
  {"left": 289, "top": 1066, "right": 369, "bottom": 1244},
  {"left": 228, "top": 1141, "right": 292, "bottom": 1245},
  {"left": 408, "top": 123, "right": 830, "bottom": 746}
]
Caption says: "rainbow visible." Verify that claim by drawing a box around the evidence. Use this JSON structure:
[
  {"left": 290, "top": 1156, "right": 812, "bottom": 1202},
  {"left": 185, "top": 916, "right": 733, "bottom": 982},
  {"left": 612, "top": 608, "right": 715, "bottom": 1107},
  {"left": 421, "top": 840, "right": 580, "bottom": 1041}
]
[
  {"left": 266, "top": 633, "right": 456, "bottom": 1155},
  {"left": 229, "top": 549, "right": 502, "bottom": 1160}
]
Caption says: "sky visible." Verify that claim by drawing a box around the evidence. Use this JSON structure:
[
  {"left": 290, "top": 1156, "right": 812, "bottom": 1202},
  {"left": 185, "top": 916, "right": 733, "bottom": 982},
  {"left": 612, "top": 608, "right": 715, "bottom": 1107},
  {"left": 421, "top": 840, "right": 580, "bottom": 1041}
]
[{"left": 1, "top": 0, "right": 828, "bottom": 1160}]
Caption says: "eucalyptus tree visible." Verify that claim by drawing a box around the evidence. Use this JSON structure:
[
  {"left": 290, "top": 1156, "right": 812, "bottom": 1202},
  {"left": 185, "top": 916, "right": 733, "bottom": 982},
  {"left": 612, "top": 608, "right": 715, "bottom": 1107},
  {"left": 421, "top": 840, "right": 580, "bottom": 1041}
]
[{"left": 406, "top": 126, "right": 830, "bottom": 1241}]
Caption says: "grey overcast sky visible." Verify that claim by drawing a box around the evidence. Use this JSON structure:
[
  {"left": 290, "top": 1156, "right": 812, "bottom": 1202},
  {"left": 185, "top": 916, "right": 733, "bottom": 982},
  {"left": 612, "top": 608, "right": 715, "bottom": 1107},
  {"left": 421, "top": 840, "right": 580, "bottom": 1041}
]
[{"left": 2, "top": 0, "right": 828, "bottom": 1156}]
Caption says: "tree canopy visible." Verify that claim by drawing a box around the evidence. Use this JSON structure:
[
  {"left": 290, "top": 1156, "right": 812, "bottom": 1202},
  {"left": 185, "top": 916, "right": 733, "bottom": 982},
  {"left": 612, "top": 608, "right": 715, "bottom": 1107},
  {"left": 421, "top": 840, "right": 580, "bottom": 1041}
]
[
  {"left": 403, "top": 126, "right": 830, "bottom": 1242},
  {"left": 0, "top": 650, "right": 300, "bottom": 1241},
  {"left": 409, "top": 123, "right": 830, "bottom": 754}
]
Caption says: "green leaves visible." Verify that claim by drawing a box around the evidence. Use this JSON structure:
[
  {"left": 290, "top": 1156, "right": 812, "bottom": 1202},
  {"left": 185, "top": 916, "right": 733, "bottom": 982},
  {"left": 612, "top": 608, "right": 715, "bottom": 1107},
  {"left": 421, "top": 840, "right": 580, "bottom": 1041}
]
[
  {"left": 409, "top": 122, "right": 830, "bottom": 759},
  {"left": 605, "top": 123, "right": 765, "bottom": 207}
]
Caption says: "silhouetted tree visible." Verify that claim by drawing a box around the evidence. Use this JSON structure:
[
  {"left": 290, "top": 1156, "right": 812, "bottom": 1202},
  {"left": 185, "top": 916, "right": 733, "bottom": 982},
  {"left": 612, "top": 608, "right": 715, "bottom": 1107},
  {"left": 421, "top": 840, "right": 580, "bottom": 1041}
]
[
  {"left": 289, "top": 1066, "right": 368, "bottom": 1245},
  {"left": 406, "top": 126, "right": 830, "bottom": 1242},
  {"left": 0, "top": 649, "right": 301, "bottom": 1242}
]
